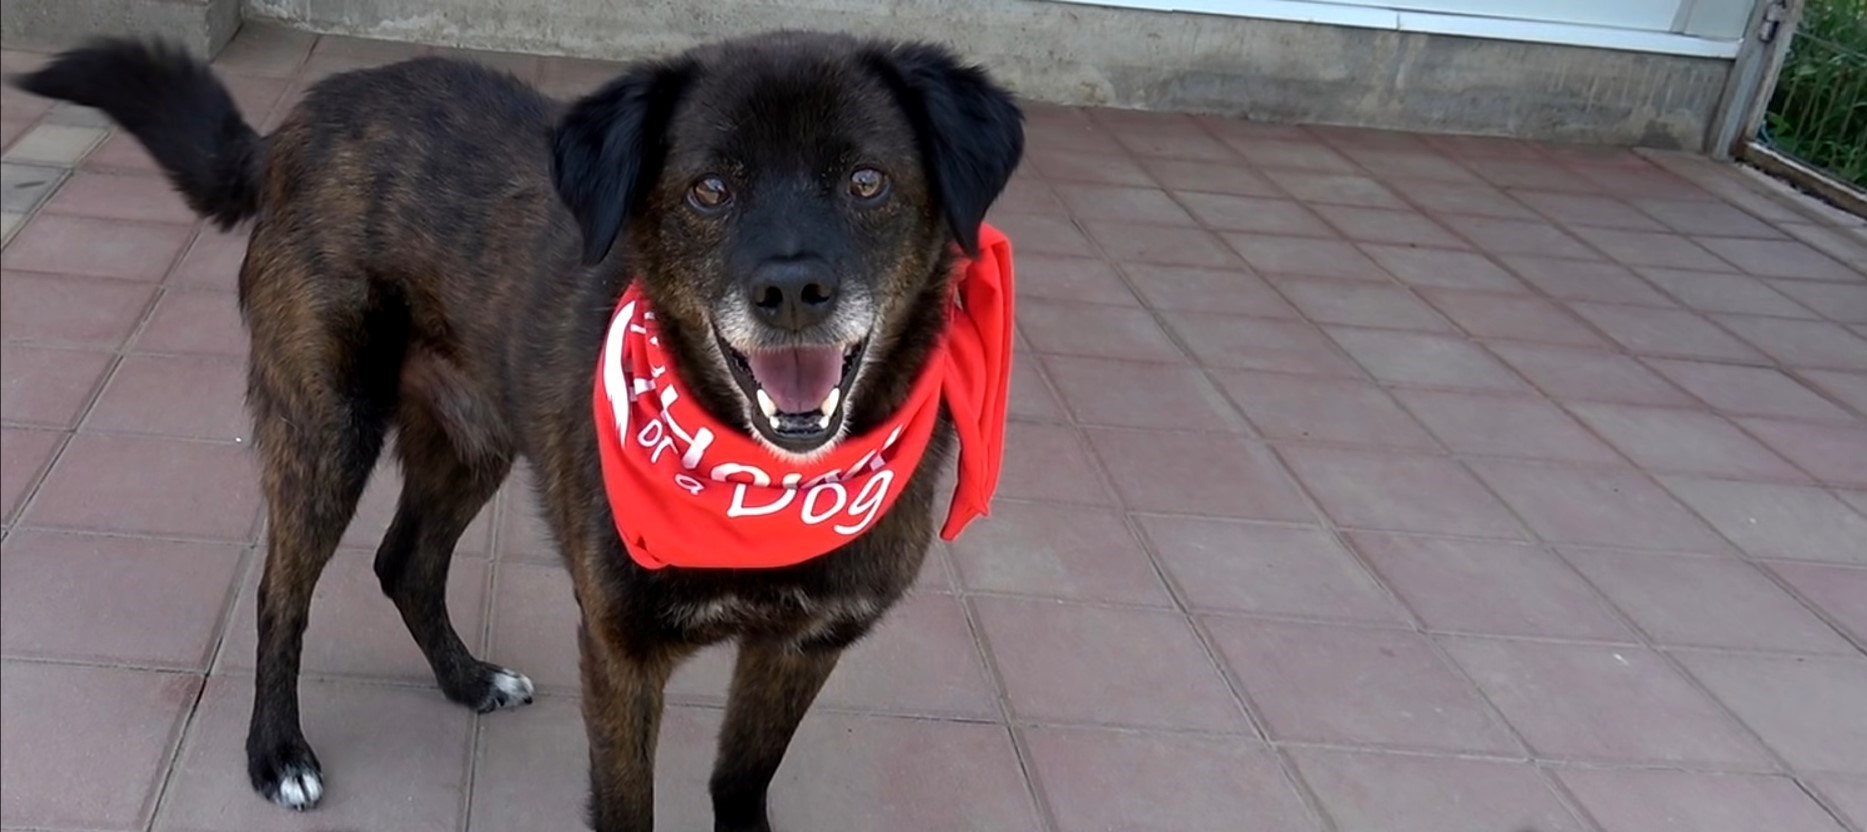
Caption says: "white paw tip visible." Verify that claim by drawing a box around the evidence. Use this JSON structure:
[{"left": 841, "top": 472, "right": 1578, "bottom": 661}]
[
  {"left": 492, "top": 669, "right": 534, "bottom": 699},
  {"left": 274, "top": 767, "right": 323, "bottom": 810}
]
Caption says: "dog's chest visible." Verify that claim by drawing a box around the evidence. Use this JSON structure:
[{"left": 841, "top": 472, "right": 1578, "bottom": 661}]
[{"left": 663, "top": 587, "right": 883, "bottom": 641}]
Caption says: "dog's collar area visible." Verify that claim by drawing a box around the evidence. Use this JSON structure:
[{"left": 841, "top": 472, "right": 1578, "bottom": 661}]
[
  {"left": 591, "top": 223, "right": 1013, "bottom": 571},
  {"left": 596, "top": 287, "right": 943, "bottom": 570}
]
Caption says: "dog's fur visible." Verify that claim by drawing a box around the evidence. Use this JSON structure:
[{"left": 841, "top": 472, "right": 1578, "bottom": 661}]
[{"left": 15, "top": 31, "right": 1021, "bottom": 832}]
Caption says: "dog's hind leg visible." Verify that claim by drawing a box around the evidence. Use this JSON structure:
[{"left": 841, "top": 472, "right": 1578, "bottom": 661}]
[
  {"left": 373, "top": 370, "right": 530, "bottom": 712},
  {"left": 244, "top": 351, "right": 393, "bottom": 811},
  {"left": 708, "top": 637, "right": 844, "bottom": 832}
]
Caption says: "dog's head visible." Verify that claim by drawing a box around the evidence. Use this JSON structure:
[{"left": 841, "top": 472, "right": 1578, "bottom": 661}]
[{"left": 552, "top": 31, "right": 1023, "bottom": 456}]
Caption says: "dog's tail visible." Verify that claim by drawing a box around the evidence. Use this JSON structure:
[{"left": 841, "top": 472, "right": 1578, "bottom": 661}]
[{"left": 10, "top": 38, "right": 262, "bottom": 228}]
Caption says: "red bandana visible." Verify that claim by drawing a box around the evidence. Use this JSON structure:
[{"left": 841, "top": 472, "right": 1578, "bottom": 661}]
[{"left": 593, "top": 224, "right": 1014, "bottom": 570}]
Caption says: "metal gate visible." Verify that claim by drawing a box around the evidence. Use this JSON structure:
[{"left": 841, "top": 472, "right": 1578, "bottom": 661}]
[{"left": 1717, "top": 0, "right": 1867, "bottom": 213}]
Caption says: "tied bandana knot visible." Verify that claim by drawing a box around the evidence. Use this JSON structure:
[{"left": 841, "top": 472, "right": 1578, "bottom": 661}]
[{"left": 592, "top": 224, "right": 1015, "bottom": 570}]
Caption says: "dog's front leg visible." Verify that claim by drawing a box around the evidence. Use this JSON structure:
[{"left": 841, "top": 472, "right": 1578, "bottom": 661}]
[
  {"left": 709, "top": 636, "right": 845, "bottom": 832},
  {"left": 578, "top": 620, "right": 680, "bottom": 832}
]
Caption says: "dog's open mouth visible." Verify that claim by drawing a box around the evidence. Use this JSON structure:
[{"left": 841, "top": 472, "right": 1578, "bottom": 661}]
[{"left": 720, "top": 335, "right": 868, "bottom": 452}]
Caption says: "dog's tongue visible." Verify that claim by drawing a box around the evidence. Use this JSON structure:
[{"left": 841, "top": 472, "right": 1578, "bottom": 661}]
[{"left": 747, "top": 346, "right": 843, "bottom": 413}]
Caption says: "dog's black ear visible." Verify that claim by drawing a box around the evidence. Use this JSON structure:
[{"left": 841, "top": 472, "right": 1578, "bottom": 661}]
[
  {"left": 866, "top": 43, "right": 1024, "bottom": 256},
  {"left": 552, "top": 59, "right": 693, "bottom": 266}
]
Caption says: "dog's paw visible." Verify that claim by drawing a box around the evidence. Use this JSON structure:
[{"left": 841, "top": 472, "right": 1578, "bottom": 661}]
[
  {"left": 252, "top": 752, "right": 324, "bottom": 811},
  {"left": 475, "top": 666, "right": 535, "bottom": 713},
  {"left": 270, "top": 765, "right": 324, "bottom": 811}
]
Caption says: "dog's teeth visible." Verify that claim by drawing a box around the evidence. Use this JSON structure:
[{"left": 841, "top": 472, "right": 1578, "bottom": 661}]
[
  {"left": 756, "top": 389, "right": 778, "bottom": 419},
  {"left": 822, "top": 388, "right": 841, "bottom": 417},
  {"left": 818, "top": 411, "right": 832, "bottom": 430}
]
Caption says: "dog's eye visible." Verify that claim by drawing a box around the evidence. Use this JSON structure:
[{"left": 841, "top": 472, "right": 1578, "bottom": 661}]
[
  {"left": 848, "top": 167, "right": 888, "bottom": 202},
  {"left": 688, "top": 176, "right": 732, "bottom": 211}
]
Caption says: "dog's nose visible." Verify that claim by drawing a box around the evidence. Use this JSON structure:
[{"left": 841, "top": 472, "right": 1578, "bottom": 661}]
[{"left": 748, "top": 260, "right": 840, "bottom": 332}]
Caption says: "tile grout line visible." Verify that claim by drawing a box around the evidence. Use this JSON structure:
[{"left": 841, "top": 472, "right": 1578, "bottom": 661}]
[
  {"left": 1028, "top": 134, "right": 1403, "bottom": 831},
  {"left": 1628, "top": 477, "right": 1867, "bottom": 776},
  {"left": 1032, "top": 115, "right": 1867, "bottom": 518},
  {"left": 3, "top": 46, "right": 309, "bottom": 538},
  {"left": 948, "top": 583, "right": 1065, "bottom": 832},
  {"left": 1439, "top": 410, "right": 1844, "bottom": 793},
  {"left": 1638, "top": 148, "right": 1866, "bottom": 235},
  {"left": 1377, "top": 351, "right": 1843, "bottom": 786},
  {"left": 1069, "top": 115, "right": 1850, "bottom": 828},
  {"left": 1319, "top": 135, "right": 1861, "bottom": 391},
  {"left": 17, "top": 571, "right": 1855, "bottom": 679},
  {"left": 481, "top": 481, "right": 548, "bottom": 822},
  {"left": 1799, "top": 776, "right": 1867, "bottom": 832},
  {"left": 1628, "top": 354, "right": 1867, "bottom": 427},
  {"left": 1005, "top": 331, "right": 1840, "bottom": 434},
  {"left": 4, "top": 136, "right": 213, "bottom": 547},
  {"left": 1562, "top": 539, "right": 1865, "bottom": 660},
  {"left": 947, "top": 302, "right": 1088, "bottom": 831},
  {"left": 9, "top": 44, "right": 312, "bottom": 832},
  {"left": 1120, "top": 118, "right": 1837, "bottom": 656},
  {"left": 1706, "top": 406, "right": 1866, "bottom": 490},
  {"left": 1384, "top": 404, "right": 1815, "bottom": 827},
  {"left": 1, "top": 118, "right": 89, "bottom": 519},
  {"left": 100, "top": 209, "right": 225, "bottom": 832},
  {"left": 143, "top": 674, "right": 210, "bottom": 832},
  {"left": 1018, "top": 154, "right": 1328, "bottom": 820},
  {"left": 1741, "top": 556, "right": 1867, "bottom": 659},
  {"left": 143, "top": 544, "right": 262, "bottom": 832},
  {"left": 462, "top": 459, "right": 513, "bottom": 832},
  {"left": 1633, "top": 464, "right": 1867, "bottom": 657}
]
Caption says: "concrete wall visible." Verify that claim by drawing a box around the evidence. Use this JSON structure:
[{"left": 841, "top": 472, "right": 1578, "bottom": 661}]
[
  {"left": 235, "top": 0, "right": 1729, "bottom": 150},
  {"left": 3, "top": 0, "right": 241, "bottom": 57}
]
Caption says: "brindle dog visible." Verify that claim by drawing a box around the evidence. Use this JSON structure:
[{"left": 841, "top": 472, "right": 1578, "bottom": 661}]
[{"left": 15, "top": 30, "right": 1022, "bottom": 832}]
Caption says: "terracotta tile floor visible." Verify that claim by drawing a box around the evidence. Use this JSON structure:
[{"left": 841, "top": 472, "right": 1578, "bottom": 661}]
[{"left": 5, "top": 23, "right": 1867, "bottom": 832}]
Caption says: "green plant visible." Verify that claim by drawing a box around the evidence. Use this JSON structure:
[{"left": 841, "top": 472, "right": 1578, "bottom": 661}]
[{"left": 1763, "top": 0, "right": 1867, "bottom": 187}]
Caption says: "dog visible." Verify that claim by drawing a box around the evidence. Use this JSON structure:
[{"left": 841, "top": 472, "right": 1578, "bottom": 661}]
[{"left": 15, "top": 29, "right": 1022, "bottom": 832}]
